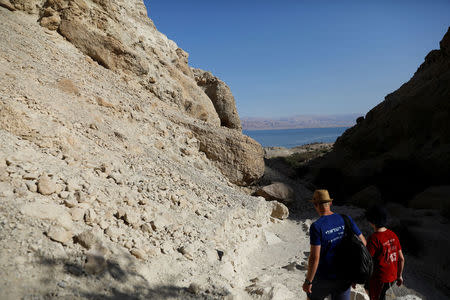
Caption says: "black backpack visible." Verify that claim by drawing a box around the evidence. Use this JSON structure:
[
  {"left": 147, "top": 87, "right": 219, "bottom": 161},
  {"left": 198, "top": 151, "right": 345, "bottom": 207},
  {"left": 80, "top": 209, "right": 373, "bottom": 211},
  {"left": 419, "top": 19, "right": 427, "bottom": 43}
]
[{"left": 334, "top": 214, "right": 373, "bottom": 284}]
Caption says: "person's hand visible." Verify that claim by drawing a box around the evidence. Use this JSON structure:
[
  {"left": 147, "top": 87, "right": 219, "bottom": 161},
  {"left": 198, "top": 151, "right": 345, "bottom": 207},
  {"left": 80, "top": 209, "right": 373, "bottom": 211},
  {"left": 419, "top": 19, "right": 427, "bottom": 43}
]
[
  {"left": 396, "top": 276, "right": 403, "bottom": 286},
  {"left": 302, "top": 282, "right": 312, "bottom": 293}
]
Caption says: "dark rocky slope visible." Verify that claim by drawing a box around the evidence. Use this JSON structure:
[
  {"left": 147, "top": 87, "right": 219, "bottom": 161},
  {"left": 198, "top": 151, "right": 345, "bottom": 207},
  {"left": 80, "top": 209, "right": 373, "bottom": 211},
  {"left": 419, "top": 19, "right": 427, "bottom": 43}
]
[{"left": 308, "top": 27, "right": 450, "bottom": 209}]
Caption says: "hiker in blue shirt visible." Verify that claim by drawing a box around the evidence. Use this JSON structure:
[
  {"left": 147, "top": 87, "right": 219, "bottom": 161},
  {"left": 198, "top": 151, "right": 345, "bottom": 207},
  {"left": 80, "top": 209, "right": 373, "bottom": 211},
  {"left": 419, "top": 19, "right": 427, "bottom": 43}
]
[{"left": 303, "top": 189, "right": 367, "bottom": 300}]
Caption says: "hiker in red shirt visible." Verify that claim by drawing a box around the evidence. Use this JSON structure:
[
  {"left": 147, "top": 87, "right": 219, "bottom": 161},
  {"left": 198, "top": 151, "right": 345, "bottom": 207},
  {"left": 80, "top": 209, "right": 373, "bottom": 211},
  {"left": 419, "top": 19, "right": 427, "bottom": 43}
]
[{"left": 365, "top": 205, "right": 405, "bottom": 300}]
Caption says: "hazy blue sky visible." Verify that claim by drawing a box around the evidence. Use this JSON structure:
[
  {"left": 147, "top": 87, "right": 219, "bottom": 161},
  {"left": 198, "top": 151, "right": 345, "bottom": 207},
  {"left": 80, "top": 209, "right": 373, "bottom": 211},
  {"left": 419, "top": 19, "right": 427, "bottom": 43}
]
[{"left": 143, "top": 0, "right": 450, "bottom": 118}]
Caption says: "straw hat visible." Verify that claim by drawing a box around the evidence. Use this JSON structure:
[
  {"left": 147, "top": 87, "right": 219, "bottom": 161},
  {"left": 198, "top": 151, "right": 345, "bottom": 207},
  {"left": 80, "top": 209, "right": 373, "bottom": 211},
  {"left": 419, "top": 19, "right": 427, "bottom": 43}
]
[{"left": 311, "top": 189, "right": 333, "bottom": 203}]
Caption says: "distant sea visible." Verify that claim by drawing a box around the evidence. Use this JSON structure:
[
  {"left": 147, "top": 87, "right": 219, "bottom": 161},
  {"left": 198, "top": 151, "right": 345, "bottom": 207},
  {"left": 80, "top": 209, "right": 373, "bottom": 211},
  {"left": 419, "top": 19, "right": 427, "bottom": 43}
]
[{"left": 243, "top": 127, "right": 349, "bottom": 148}]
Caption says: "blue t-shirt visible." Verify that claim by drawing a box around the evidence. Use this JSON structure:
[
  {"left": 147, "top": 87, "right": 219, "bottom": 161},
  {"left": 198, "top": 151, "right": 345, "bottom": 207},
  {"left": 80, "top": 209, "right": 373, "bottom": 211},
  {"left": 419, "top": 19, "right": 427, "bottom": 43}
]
[{"left": 309, "top": 213, "right": 362, "bottom": 279}]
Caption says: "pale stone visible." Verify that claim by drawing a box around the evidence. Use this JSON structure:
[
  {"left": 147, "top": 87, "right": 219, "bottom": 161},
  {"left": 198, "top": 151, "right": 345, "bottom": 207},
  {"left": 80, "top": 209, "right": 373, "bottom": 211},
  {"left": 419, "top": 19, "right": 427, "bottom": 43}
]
[
  {"left": 141, "top": 223, "right": 153, "bottom": 234},
  {"left": 59, "top": 191, "right": 70, "bottom": 199},
  {"left": 25, "top": 181, "right": 37, "bottom": 193},
  {"left": 178, "top": 245, "right": 194, "bottom": 260},
  {"left": 70, "top": 207, "right": 85, "bottom": 221},
  {"left": 0, "top": 0, "right": 15, "bottom": 11},
  {"left": 22, "top": 203, "right": 73, "bottom": 230},
  {"left": 270, "top": 201, "right": 289, "bottom": 220},
  {"left": 160, "top": 242, "right": 174, "bottom": 254},
  {"left": 74, "top": 230, "right": 98, "bottom": 249},
  {"left": 84, "top": 208, "right": 97, "bottom": 225},
  {"left": 40, "top": 14, "right": 61, "bottom": 31},
  {"left": 150, "top": 215, "right": 170, "bottom": 231},
  {"left": 0, "top": 182, "right": 14, "bottom": 197},
  {"left": 37, "top": 174, "right": 57, "bottom": 195},
  {"left": 187, "top": 283, "right": 201, "bottom": 295},
  {"left": 124, "top": 211, "right": 140, "bottom": 227},
  {"left": 23, "top": 172, "right": 39, "bottom": 180},
  {"left": 64, "top": 195, "right": 78, "bottom": 208},
  {"left": 130, "top": 248, "right": 147, "bottom": 260},
  {"left": 47, "top": 226, "right": 73, "bottom": 245}
]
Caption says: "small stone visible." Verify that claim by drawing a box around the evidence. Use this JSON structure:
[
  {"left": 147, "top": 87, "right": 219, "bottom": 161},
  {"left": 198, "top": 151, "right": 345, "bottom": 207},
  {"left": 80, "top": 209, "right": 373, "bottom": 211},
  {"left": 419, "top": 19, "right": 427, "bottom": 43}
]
[
  {"left": 14, "top": 185, "right": 29, "bottom": 197},
  {"left": 64, "top": 195, "right": 78, "bottom": 208},
  {"left": 37, "top": 174, "right": 57, "bottom": 195},
  {"left": 23, "top": 172, "right": 39, "bottom": 180},
  {"left": 141, "top": 223, "right": 153, "bottom": 234},
  {"left": 84, "top": 249, "right": 107, "bottom": 275},
  {"left": 66, "top": 178, "right": 82, "bottom": 192},
  {"left": 187, "top": 283, "right": 201, "bottom": 294},
  {"left": 84, "top": 208, "right": 97, "bottom": 225},
  {"left": 124, "top": 211, "right": 140, "bottom": 228},
  {"left": 71, "top": 207, "right": 85, "bottom": 221},
  {"left": 0, "top": 0, "right": 16, "bottom": 11},
  {"left": 25, "top": 181, "right": 37, "bottom": 192},
  {"left": 160, "top": 242, "right": 174, "bottom": 254},
  {"left": 57, "top": 280, "right": 67, "bottom": 288},
  {"left": 130, "top": 248, "right": 147, "bottom": 260},
  {"left": 150, "top": 215, "right": 169, "bottom": 231},
  {"left": 0, "top": 182, "right": 14, "bottom": 197},
  {"left": 105, "top": 227, "right": 121, "bottom": 241},
  {"left": 270, "top": 201, "right": 289, "bottom": 220},
  {"left": 59, "top": 191, "right": 70, "bottom": 199},
  {"left": 47, "top": 226, "right": 73, "bottom": 245},
  {"left": 98, "top": 219, "right": 109, "bottom": 230},
  {"left": 74, "top": 230, "right": 98, "bottom": 249},
  {"left": 124, "top": 240, "right": 133, "bottom": 250},
  {"left": 178, "top": 245, "right": 194, "bottom": 260},
  {"left": 40, "top": 14, "right": 61, "bottom": 31}
]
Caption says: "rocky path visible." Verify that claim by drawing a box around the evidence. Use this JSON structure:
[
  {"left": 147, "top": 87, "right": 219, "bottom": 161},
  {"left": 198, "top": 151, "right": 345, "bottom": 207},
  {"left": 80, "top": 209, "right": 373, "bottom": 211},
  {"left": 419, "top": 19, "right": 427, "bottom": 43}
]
[
  {"left": 242, "top": 218, "right": 309, "bottom": 299},
  {"left": 237, "top": 213, "right": 372, "bottom": 300},
  {"left": 237, "top": 204, "right": 441, "bottom": 300}
]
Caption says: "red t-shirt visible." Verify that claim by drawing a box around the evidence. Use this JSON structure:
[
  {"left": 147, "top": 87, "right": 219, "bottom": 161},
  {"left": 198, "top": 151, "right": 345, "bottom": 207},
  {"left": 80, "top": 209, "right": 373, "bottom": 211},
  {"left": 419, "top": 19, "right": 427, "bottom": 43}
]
[{"left": 367, "top": 229, "right": 402, "bottom": 283}]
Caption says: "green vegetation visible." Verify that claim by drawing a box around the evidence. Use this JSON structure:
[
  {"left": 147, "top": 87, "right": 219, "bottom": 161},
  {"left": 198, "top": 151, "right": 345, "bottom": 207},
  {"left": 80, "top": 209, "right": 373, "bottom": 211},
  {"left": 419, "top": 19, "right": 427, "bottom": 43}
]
[{"left": 282, "top": 147, "right": 331, "bottom": 169}]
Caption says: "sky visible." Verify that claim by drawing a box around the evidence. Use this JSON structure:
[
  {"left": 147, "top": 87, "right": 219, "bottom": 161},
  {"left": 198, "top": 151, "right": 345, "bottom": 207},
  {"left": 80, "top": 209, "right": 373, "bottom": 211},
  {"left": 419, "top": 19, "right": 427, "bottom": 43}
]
[{"left": 143, "top": 0, "right": 450, "bottom": 118}]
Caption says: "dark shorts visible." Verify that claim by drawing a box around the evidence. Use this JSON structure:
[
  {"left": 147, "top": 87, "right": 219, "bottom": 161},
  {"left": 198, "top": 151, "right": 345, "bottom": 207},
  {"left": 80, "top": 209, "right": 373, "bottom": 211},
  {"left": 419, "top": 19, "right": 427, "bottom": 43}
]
[
  {"left": 307, "top": 279, "right": 351, "bottom": 300},
  {"left": 365, "top": 280, "right": 394, "bottom": 300}
]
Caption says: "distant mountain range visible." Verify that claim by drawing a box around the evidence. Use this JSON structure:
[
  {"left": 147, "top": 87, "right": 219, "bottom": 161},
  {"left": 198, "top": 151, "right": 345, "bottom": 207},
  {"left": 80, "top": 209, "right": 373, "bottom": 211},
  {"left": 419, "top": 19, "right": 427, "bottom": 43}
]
[{"left": 241, "top": 113, "right": 361, "bottom": 130}]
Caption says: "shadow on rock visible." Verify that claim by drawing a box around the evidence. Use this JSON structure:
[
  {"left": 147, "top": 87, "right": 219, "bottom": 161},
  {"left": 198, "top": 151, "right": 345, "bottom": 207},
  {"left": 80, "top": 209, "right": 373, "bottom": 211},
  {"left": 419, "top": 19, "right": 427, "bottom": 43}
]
[{"left": 34, "top": 253, "right": 221, "bottom": 300}]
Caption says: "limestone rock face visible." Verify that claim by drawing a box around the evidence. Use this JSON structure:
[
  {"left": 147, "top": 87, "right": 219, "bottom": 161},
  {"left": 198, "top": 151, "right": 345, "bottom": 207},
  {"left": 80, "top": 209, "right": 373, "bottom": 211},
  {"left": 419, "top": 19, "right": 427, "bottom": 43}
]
[
  {"left": 11, "top": 0, "right": 220, "bottom": 126},
  {"left": 310, "top": 27, "right": 450, "bottom": 206},
  {"left": 0, "top": 3, "right": 272, "bottom": 298},
  {"left": 192, "top": 68, "right": 242, "bottom": 130}
]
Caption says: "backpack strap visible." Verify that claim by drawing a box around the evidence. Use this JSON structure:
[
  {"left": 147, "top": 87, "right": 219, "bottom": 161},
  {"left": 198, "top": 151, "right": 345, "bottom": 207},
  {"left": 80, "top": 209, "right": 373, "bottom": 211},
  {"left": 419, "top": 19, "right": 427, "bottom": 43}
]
[{"left": 340, "top": 214, "right": 353, "bottom": 237}]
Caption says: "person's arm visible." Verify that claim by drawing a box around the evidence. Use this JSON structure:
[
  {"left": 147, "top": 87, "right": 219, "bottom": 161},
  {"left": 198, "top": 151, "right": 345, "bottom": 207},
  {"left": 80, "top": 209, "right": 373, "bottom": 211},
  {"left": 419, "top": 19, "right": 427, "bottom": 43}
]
[
  {"left": 397, "top": 250, "right": 405, "bottom": 286},
  {"left": 348, "top": 215, "right": 366, "bottom": 246},
  {"left": 302, "top": 245, "right": 321, "bottom": 293},
  {"left": 358, "top": 233, "right": 367, "bottom": 246}
]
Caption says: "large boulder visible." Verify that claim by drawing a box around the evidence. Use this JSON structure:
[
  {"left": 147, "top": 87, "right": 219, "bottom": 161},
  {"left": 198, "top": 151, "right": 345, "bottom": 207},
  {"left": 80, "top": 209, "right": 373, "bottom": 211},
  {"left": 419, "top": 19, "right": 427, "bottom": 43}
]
[
  {"left": 255, "top": 182, "right": 294, "bottom": 203},
  {"left": 409, "top": 186, "right": 450, "bottom": 210},
  {"left": 192, "top": 68, "right": 242, "bottom": 130},
  {"left": 309, "top": 27, "right": 450, "bottom": 205},
  {"left": 186, "top": 121, "right": 264, "bottom": 185},
  {"left": 350, "top": 185, "right": 383, "bottom": 209}
]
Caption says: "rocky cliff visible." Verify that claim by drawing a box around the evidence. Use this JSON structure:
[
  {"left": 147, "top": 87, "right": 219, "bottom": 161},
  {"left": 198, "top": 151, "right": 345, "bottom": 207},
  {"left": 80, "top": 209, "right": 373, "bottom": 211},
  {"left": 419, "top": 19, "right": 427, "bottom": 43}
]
[
  {"left": 0, "top": 1, "right": 272, "bottom": 298},
  {"left": 309, "top": 27, "right": 450, "bottom": 206}
]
